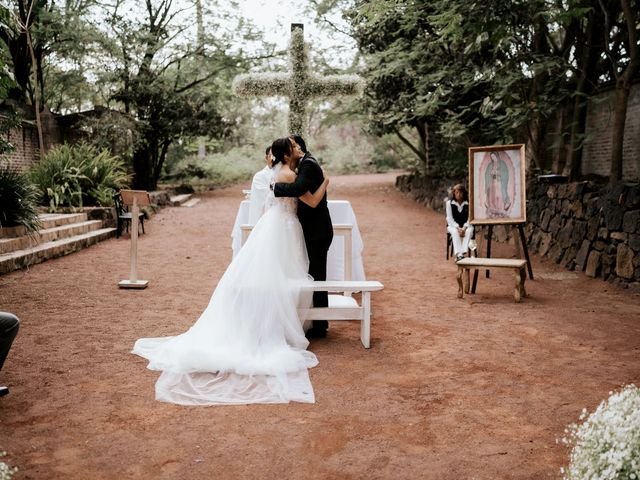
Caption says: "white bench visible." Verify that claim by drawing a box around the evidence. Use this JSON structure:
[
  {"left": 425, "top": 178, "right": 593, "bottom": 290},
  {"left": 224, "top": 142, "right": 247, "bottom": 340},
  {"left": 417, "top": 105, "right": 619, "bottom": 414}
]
[
  {"left": 300, "top": 280, "right": 384, "bottom": 348},
  {"left": 456, "top": 257, "right": 527, "bottom": 302}
]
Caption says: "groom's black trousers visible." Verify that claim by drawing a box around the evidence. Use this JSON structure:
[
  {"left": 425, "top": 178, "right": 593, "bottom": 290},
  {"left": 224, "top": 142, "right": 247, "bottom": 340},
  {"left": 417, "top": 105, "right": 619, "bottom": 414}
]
[{"left": 307, "top": 235, "right": 333, "bottom": 331}]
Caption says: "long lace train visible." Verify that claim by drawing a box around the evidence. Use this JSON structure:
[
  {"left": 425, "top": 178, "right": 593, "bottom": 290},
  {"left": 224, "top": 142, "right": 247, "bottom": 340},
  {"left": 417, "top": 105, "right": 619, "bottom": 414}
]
[{"left": 132, "top": 185, "right": 317, "bottom": 405}]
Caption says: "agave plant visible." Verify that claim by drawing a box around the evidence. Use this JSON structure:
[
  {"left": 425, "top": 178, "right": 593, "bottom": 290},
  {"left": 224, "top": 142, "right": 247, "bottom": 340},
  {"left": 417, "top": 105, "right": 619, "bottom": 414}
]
[{"left": 0, "top": 164, "right": 41, "bottom": 233}]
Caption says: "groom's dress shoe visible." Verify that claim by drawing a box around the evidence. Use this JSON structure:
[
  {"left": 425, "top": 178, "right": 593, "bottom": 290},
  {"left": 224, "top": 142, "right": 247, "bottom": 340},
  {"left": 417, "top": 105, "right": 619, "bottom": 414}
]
[
  {"left": 305, "top": 328, "right": 327, "bottom": 340},
  {"left": 0, "top": 386, "right": 9, "bottom": 397}
]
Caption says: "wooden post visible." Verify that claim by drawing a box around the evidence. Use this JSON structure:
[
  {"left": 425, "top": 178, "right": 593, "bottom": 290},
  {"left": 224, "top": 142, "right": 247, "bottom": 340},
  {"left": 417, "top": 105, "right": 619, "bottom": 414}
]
[{"left": 119, "top": 190, "right": 150, "bottom": 289}]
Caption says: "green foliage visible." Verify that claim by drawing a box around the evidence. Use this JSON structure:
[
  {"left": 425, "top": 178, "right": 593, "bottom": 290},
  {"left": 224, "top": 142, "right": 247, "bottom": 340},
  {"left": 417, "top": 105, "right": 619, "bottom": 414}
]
[
  {"left": 168, "top": 145, "right": 261, "bottom": 187},
  {"left": 29, "top": 143, "right": 130, "bottom": 211},
  {"left": 0, "top": 110, "right": 21, "bottom": 156},
  {"left": 99, "top": 0, "right": 268, "bottom": 191},
  {"left": 314, "top": 127, "right": 403, "bottom": 173},
  {"left": 0, "top": 164, "right": 41, "bottom": 233},
  {"left": 342, "top": 0, "right": 634, "bottom": 177},
  {"left": 74, "top": 112, "right": 139, "bottom": 171}
]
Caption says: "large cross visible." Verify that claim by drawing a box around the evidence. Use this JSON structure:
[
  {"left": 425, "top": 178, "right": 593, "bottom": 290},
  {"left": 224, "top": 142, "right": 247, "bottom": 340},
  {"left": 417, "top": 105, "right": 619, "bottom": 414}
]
[{"left": 233, "top": 23, "right": 362, "bottom": 136}]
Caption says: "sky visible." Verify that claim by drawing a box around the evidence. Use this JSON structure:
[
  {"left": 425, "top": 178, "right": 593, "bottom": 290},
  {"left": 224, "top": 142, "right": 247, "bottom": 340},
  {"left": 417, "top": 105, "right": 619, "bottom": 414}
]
[{"left": 236, "top": 0, "right": 358, "bottom": 69}]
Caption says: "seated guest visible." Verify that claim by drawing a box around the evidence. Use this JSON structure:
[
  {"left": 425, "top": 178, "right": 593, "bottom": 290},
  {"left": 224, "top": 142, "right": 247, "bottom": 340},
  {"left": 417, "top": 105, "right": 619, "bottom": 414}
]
[
  {"left": 446, "top": 184, "right": 474, "bottom": 262},
  {"left": 248, "top": 146, "right": 274, "bottom": 225},
  {"left": 0, "top": 312, "right": 20, "bottom": 397}
]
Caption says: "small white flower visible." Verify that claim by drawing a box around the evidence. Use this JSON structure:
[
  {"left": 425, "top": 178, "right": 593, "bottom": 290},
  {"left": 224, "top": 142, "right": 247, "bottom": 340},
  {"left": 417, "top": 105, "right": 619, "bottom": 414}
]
[{"left": 559, "top": 384, "right": 640, "bottom": 480}]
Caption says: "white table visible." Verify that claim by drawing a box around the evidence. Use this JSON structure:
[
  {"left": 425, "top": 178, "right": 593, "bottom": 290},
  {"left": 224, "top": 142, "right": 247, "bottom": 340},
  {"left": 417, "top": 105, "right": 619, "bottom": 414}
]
[{"left": 231, "top": 199, "right": 365, "bottom": 281}]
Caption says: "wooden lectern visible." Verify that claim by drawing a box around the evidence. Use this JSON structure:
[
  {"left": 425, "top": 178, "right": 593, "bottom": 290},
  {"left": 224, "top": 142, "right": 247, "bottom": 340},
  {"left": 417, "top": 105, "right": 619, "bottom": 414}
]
[{"left": 118, "top": 189, "right": 150, "bottom": 289}]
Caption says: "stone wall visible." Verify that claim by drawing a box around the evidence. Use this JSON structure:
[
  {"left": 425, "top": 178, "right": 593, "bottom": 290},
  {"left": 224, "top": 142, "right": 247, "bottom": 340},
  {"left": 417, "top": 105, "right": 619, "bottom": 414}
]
[
  {"left": 525, "top": 181, "right": 640, "bottom": 288},
  {"left": 396, "top": 173, "right": 640, "bottom": 291},
  {"left": 395, "top": 174, "right": 467, "bottom": 213}
]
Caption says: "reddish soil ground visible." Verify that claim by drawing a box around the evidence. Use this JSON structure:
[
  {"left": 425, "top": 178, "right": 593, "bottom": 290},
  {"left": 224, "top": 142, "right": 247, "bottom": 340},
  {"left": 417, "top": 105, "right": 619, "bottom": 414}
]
[{"left": 1, "top": 172, "right": 639, "bottom": 479}]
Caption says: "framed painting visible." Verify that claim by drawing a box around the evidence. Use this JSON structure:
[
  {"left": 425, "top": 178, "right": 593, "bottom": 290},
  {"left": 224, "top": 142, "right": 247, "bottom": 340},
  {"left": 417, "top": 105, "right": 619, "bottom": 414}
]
[{"left": 468, "top": 144, "right": 526, "bottom": 224}]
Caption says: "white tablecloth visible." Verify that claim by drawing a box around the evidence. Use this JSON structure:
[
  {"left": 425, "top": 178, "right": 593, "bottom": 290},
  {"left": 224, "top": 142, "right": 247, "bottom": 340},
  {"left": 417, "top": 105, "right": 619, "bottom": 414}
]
[{"left": 231, "top": 199, "right": 365, "bottom": 281}]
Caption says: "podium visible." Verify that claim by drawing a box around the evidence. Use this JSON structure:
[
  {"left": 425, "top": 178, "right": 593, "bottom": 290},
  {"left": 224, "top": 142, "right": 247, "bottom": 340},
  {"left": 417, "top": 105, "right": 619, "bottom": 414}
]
[{"left": 118, "top": 189, "right": 150, "bottom": 289}]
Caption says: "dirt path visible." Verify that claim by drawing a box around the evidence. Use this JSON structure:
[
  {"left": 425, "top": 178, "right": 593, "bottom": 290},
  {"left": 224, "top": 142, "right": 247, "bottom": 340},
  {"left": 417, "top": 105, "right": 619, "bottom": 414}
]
[{"left": 1, "top": 172, "right": 639, "bottom": 479}]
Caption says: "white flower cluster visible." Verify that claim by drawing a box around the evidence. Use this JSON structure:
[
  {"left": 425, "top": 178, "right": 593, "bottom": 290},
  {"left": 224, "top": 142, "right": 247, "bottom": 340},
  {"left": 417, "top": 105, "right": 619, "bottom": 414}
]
[
  {"left": 0, "top": 452, "right": 17, "bottom": 480},
  {"left": 560, "top": 384, "right": 640, "bottom": 479},
  {"left": 232, "top": 27, "right": 363, "bottom": 136},
  {"left": 232, "top": 73, "right": 289, "bottom": 96}
]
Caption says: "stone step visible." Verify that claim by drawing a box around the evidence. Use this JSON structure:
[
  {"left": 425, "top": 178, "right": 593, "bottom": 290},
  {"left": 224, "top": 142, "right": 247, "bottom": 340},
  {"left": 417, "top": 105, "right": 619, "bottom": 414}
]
[
  {"left": 181, "top": 198, "right": 200, "bottom": 208},
  {"left": 0, "top": 227, "right": 116, "bottom": 275},
  {"left": 39, "top": 213, "right": 89, "bottom": 230},
  {"left": 0, "top": 220, "right": 104, "bottom": 255},
  {"left": 0, "top": 213, "right": 89, "bottom": 238},
  {"left": 169, "top": 193, "right": 192, "bottom": 206}
]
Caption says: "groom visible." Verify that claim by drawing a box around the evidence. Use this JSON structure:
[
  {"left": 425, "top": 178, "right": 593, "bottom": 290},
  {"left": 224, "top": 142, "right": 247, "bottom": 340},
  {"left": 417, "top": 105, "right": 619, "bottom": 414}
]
[{"left": 272, "top": 135, "right": 333, "bottom": 339}]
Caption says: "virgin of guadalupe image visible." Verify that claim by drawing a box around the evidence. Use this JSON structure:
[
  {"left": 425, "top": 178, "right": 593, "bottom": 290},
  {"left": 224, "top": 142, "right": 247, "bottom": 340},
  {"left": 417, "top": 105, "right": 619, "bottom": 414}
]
[{"left": 483, "top": 151, "right": 512, "bottom": 218}]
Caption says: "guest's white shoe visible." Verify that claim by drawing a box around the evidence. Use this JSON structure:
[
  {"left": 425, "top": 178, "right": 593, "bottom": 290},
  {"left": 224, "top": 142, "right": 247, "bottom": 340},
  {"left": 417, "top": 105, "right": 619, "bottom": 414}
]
[{"left": 455, "top": 253, "right": 465, "bottom": 262}]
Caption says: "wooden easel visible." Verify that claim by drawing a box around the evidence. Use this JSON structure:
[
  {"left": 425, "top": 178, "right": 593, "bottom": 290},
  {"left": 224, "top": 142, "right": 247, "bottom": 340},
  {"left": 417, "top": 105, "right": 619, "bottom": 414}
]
[
  {"left": 471, "top": 223, "right": 533, "bottom": 293},
  {"left": 118, "top": 189, "right": 150, "bottom": 289}
]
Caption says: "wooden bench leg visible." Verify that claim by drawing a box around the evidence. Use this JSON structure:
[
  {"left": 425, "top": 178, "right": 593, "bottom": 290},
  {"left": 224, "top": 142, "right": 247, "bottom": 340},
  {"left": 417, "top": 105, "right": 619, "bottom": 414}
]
[
  {"left": 514, "top": 268, "right": 522, "bottom": 302},
  {"left": 361, "top": 291, "right": 371, "bottom": 348},
  {"left": 519, "top": 266, "right": 527, "bottom": 299},
  {"left": 457, "top": 266, "right": 464, "bottom": 299},
  {"left": 464, "top": 267, "right": 470, "bottom": 294}
]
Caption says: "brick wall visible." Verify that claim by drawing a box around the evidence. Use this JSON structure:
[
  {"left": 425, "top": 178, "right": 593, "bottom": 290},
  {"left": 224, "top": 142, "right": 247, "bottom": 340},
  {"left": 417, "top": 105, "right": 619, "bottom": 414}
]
[
  {"left": 1, "top": 122, "right": 39, "bottom": 171},
  {"left": 0, "top": 109, "right": 65, "bottom": 172},
  {"left": 581, "top": 82, "right": 640, "bottom": 181}
]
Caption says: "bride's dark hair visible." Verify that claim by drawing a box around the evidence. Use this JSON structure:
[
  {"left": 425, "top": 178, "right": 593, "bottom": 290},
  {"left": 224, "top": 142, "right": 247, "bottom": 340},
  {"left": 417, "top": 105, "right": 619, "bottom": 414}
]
[{"left": 270, "top": 137, "right": 291, "bottom": 166}]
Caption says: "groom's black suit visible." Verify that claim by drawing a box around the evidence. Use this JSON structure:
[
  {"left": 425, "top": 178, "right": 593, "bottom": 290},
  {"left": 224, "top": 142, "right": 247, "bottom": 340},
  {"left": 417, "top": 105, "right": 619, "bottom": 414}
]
[{"left": 274, "top": 152, "right": 333, "bottom": 334}]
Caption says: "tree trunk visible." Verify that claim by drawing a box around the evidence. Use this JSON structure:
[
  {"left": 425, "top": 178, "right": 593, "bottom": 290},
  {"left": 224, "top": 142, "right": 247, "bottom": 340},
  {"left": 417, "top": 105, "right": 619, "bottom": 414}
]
[
  {"left": 567, "top": 6, "right": 603, "bottom": 181},
  {"left": 526, "top": 116, "right": 547, "bottom": 171},
  {"left": 132, "top": 146, "right": 156, "bottom": 191},
  {"left": 394, "top": 125, "right": 428, "bottom": 172},
  {"left": 609, "top": 85, "right": 630, "bottom": 182},
  {"left": 26, "top": 27, "right": 44, "bottom": 155},
  {"left": 153, "top": 140, "right": 171, "bottom": 188},
  {"left": 609, "top": 0, "right": 639, "bottom": 183},
  {"left": 526, "top": 15, "right": 552, "bottom": 172},
  {"left": 554, "top": 102, "right": 573, "bottom": 175},
  {"left": 417, "top": 121, "right": 429, "bottom": 173}
]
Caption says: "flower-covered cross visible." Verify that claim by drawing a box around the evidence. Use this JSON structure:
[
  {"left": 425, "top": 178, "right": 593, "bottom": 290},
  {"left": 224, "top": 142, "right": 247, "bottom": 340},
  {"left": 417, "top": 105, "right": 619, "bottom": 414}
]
[{"left": 233, "top": 23, "right": 363, "bottom": 136}]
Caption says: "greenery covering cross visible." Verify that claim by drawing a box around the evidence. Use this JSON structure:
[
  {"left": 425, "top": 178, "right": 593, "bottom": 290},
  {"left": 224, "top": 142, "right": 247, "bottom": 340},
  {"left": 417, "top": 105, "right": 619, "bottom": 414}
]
[{"left": 233, "top": 24, "right": 362, "bottom": 136}]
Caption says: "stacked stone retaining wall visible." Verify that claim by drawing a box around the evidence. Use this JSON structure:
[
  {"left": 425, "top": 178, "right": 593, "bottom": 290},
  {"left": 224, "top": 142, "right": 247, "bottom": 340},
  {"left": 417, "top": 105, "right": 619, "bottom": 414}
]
[{"left": 526, "top": 181, "right": 640, "bottom": 287}]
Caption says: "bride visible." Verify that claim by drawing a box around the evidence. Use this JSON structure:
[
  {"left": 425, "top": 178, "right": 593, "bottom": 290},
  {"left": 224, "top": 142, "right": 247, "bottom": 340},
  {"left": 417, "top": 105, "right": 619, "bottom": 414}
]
[{"left": 132, "top": 137, "right": 329, "bottom": 405}]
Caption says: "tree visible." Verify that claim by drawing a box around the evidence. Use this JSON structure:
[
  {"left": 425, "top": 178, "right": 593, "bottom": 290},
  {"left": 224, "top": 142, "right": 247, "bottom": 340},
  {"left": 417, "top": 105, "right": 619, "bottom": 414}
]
[
  {"left": 0, "top": 0, "right": 96, "bottom": 106},
  {"left": 98, "top": 0, "right": 270, "bottom": 190},
  {"left": 346, "top": 1, "right": 561, "bottom": 173},
  {"left": 604, "top": 0, "right": 639, "bottom": 183}
]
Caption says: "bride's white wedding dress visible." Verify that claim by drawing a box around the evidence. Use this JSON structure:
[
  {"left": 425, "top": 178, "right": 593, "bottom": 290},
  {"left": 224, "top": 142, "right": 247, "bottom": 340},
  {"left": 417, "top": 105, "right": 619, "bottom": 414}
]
[{"left": 132, "top": 165, "right": 317, "bottom": 405}]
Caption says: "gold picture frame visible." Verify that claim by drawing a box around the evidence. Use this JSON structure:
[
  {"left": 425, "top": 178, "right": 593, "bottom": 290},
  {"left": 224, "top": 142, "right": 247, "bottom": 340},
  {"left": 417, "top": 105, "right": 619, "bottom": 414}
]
[{"left": 468, "top": 144, "right": 526, "bottom": 224}]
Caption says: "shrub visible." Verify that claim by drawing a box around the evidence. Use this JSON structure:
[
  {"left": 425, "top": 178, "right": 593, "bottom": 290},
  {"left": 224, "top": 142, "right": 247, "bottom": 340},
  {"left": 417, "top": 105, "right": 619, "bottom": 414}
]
[
  {"left": 0, "top": 164, "right": 41, "bottom": 233},
  {"left": 168, "top": 145, "right": 260, "bottom": 187},
  {"left": 29, "top": 143, "right": 130, "bottom": 211},
  {"left": 560, "top": 384, "right": 640, "bottom": 480},
  {"left": 0, "top": 451, "right": 17, "bottom": 480}
]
